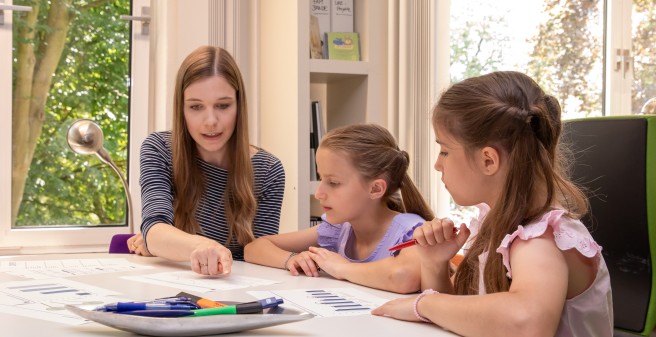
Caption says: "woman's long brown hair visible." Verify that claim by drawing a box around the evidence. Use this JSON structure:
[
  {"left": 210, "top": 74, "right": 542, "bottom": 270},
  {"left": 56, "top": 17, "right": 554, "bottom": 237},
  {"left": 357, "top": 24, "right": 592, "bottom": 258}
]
[
  {"left": 171, "top": 46, "right": 256, "bottom": 246},
  {"left": 433, "top": 71, "right": 588, "bottom": 294},
  {"left": 319, "top": 124, "right": 434, "bottom": 221}
]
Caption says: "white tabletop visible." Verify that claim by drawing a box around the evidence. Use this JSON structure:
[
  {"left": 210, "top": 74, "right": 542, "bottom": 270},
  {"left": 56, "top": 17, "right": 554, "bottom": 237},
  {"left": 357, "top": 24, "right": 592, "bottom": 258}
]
[{"left": 0, "top": 253, "right": 458, "bottom": 337}]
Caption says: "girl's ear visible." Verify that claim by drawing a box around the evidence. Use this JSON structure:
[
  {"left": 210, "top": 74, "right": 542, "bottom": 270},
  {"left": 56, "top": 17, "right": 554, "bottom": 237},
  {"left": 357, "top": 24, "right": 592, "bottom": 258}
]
[
  {"left": 369, "top": 178, "right": 388, "bottom": 199},
  {"left": 479, "top": 146, "right": 501, "bottom": 176}
]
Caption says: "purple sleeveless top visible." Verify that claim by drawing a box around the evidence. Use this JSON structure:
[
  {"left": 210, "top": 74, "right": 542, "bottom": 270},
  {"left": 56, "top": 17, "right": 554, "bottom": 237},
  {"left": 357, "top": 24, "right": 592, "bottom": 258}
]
[{"left": 316, "top": 213, "right": 424, "bottom": 262}]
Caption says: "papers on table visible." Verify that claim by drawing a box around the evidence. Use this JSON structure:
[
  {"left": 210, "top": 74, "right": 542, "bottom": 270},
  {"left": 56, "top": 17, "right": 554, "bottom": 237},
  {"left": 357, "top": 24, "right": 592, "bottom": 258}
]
[
  {"left": 247, "top": 288, "right": 387, "bottom": 317},
  {"left": 0, "top": 258, "right": 153, "bottom": 280},
  {"left": 0, "top": 278, "right": 127, "bottom": 325},
  {"left": 122, "top": 271, "right": 279, "bottom": 293}
]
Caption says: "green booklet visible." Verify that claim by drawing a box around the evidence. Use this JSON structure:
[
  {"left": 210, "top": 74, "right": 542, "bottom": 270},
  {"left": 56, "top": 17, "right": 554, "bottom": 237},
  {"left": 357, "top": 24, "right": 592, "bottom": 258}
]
[{"left": 326, "top": 32, "right": 360, "bottom": 61}]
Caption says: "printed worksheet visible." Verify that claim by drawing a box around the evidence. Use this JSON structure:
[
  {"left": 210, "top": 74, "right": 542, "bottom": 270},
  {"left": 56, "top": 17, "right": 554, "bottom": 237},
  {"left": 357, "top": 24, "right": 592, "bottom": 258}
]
[
  {"left": 0, "top": 258, "right": 153, "bottom": 280},
  {"left": 122, "top": 271, "right": 279, "bottom": 293},
  {"left": 247, "top": 288, "right": 388, "bottom": 317},
  {"left": 0, "top": 278, "right": 126, "bottom": 325}
]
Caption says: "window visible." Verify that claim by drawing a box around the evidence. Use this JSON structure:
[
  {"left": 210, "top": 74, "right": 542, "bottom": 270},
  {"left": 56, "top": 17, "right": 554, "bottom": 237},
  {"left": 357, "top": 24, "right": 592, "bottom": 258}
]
[
  {"left": 0, "top": 0, "right": 149, "bottom": 252},
  {"left": 433, "top": 0, "right": 656, "bottom": 216},
  {"left": 449, "top": 0, "right": 655, "bottom": 117}
]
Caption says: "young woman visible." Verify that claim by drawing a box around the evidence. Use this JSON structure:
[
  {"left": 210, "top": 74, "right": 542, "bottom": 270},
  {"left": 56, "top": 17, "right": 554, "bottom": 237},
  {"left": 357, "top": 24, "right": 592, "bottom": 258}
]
[
  {"left": 245, "top": 124, "right": 434, "bottom": 294},
  {"left": 128, "top": 46, "right": 285, "bottom": 276}
]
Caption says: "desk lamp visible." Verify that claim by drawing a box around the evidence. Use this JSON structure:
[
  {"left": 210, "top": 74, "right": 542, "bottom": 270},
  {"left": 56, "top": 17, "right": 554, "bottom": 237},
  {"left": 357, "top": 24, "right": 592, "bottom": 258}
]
[
  {"left": 641, "top": 97, "right": 656, "bottom": 115},
  {"left": 66, "top": 119, "right": 133, "bottom": 232}
]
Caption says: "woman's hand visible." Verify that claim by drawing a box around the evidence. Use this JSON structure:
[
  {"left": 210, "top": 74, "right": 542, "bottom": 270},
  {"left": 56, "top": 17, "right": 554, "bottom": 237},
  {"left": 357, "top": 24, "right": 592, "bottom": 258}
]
[
  {"left": 286, "top": 251, "right": 320, "bottom": 277},
  {"left": 190, "top": 242, "right": 233, "bottom": 276},
  {"left": 127, "top": 233, "right": 153, "bottom": 256},
  {"left": 371, "top": 297, "right": 420, "bottom": 322},
  {"left": 307, "top": 246, "right": 349, "bottom": 279},
  {"left": 414, "top": 218, "right": 470, "bottom": 266}
]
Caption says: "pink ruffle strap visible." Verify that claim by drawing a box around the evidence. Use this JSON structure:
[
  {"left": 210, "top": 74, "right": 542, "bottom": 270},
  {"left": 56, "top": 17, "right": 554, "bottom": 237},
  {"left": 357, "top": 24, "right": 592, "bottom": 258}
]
[{"left": 495, "top": 209, "right": 602, "bottom": 278}]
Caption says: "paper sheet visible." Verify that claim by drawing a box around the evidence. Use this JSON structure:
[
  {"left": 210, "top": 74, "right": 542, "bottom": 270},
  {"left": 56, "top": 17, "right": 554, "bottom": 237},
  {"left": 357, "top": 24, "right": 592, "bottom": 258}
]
[
  {"left": 0, "top": 278, "right": 126, "bottom": 325},
  {"left": 247, "top": 288, "right": 388, "bottom": 317},
  {"left": 122, "top": 271, "right": 279, "bottom": 293},
  {"left": 0, "top": 258, "right": 153, "bottom": 280}
]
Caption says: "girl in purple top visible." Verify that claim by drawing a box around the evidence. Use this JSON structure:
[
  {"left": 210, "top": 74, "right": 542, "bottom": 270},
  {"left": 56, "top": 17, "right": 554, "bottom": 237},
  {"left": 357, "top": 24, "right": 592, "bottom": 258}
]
[
  {"left": 373, "top": 71, "right": 613, "bottom": 336},
  {"left": 245, "top": 124, "right": 434, "bottom": 294}
]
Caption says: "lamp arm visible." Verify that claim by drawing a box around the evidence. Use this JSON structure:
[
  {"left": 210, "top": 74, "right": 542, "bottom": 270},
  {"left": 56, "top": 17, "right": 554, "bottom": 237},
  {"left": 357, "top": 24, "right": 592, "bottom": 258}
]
[{"left": 96, "top": 148, "right": 134, "bottom": 233}]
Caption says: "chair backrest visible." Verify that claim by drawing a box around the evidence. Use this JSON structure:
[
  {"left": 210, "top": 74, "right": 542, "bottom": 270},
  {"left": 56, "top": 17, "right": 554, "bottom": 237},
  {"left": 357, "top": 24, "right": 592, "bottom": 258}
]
[
  {"left": 108, "top": 234, "right": 133, "bottom": 254},
  {"left": 563, "top": 116, "right": 656, "bottom": 336}
]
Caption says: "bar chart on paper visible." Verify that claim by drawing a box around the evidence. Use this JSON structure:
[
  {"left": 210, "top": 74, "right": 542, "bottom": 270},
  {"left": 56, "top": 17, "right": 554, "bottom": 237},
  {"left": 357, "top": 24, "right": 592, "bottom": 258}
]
[
  {"left": 0, "top": 278, "right": 126, "bottom": 325},
  {"left": 247, "top": 288, "right": 388, "bottom": 317}
]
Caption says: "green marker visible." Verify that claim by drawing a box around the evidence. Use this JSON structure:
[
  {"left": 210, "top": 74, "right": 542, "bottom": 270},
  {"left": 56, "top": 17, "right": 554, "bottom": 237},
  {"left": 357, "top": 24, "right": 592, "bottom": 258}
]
[{"left": 192, "top": 297, "right": 283, "bottom": 316}]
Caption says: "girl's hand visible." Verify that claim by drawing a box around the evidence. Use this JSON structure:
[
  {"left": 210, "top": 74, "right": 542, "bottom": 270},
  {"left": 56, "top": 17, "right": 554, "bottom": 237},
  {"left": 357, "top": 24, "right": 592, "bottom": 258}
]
[
  {"left": 307, "top": 246, "right": 349, "bottom": 279},
  {"left": 286, "top": 251, "right": 321, "bottom": 277},
  {"left": 126, "top": 233, "right": 153, "bottom": 257},
  {"left": 414, "top": 218, "right": 470, "bottom": 265},
  {"left": 190, "top": 243, "right": 232, "bottom": 276},
  {"left": 371, "top": 297, "right": 420, "bottom": 322}
]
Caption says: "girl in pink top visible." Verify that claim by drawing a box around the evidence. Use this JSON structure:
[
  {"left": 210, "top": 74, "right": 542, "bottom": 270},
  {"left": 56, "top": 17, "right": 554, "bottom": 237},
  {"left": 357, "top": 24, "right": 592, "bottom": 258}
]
[{"left": 372, "top": 71, "right": 613, "bottom": 336}]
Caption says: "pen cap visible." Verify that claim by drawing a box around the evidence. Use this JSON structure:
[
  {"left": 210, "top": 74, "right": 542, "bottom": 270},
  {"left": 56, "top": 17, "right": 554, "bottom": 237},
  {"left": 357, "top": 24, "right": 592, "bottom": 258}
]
[{"left": 257, "top": 297, "right": 284, "bottom": 309}]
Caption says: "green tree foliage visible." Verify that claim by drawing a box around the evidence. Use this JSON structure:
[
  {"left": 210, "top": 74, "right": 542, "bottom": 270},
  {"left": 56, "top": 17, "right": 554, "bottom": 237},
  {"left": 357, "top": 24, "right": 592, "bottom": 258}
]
[
  {"left": 449, "top": 2, "right": 510, "bottom": 83},
  {"left": 12, "top": 0, "right": 130, "bottom": 226},
  {"left": 527, "top": 0, "right": 602, "bottom": 117}
]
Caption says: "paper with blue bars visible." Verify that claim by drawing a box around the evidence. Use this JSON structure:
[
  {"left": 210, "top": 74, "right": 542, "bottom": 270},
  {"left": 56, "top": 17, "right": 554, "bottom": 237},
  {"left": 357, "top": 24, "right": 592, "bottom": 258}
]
[{"left": 247, "top": 288, "right": 387, "bottom": 317}]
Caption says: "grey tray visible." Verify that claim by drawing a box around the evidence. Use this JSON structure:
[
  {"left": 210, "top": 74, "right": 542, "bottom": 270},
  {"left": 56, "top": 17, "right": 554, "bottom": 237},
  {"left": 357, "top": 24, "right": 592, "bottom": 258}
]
[{"left": 66, "top": 305, "right": 314, "bottom": 336}]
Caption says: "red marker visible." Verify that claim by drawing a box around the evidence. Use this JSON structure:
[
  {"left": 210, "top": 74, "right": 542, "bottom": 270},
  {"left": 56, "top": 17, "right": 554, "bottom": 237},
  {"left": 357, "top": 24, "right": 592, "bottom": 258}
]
[{"left": 388, "top": 227, "right": 459, "bottom": 252}]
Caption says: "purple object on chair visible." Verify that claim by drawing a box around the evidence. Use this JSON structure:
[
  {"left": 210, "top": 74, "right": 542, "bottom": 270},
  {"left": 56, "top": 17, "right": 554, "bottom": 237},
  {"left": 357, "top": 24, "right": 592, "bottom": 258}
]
[{"left": 109, "top": 234, "right": 134, "bottom": 254}]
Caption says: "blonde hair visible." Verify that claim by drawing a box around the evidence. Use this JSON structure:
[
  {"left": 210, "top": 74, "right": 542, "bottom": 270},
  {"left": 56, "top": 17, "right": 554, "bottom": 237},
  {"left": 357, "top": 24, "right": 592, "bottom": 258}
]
[
  {"left": 171, "top": 46, "right": 256, "bottom": 246},
  {"left": 319, "top": 124, "right": 434, "bottom": 221},
  {"left": 433, "top": 71, "right": 588, "bottom": 294}
]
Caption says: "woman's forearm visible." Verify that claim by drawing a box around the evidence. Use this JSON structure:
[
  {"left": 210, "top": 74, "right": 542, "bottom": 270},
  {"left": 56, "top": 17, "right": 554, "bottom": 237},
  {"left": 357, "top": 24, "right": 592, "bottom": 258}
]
[{"left": 145, "top": 223, "right": 220, "bottom": 261}]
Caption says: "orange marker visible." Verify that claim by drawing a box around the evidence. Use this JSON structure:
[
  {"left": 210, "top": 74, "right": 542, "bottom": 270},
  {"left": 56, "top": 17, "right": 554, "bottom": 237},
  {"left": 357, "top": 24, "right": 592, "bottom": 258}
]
[{"left": 176, "top": 291, "right": 227, "bottom": 308}]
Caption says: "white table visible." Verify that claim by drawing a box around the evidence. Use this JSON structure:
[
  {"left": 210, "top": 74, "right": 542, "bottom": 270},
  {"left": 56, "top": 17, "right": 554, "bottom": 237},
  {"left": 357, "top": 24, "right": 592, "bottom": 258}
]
[{"left": 0, "top": 253, "right": 458, "bottom": 337}]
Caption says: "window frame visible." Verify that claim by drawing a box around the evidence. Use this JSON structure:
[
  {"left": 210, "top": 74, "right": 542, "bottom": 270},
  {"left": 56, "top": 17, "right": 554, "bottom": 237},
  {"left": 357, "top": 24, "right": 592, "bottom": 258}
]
[
  {"left": 0, "top": 0, "right": 149, "bottom": 254},
  {"left": 605, "top": 0, "right": 634, "bottom": 116},
  {"left": 430, "top": 0, "right": 636, "bottom": 214}
]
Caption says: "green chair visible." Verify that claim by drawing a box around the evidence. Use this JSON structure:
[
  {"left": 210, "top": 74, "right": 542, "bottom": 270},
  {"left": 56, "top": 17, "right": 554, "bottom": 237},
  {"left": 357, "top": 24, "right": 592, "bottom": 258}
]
[{"left": 563, "top": 116, "right": 656, "bottom": 336}]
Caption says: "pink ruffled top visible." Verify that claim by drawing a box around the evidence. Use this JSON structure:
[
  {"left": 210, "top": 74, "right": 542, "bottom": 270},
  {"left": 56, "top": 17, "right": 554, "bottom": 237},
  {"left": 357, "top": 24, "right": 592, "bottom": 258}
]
[{"left": 469, "top": 205, "right": 613, "bottom": 337}]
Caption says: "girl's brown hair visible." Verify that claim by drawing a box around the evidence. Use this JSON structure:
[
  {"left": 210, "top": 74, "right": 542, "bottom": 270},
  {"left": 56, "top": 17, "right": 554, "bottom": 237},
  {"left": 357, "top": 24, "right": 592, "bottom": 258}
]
[
  {"left": 319, "top": 123, "right": 434, "bottom": 221},
  {"left": 171, "top": 46, "right": 256, "bottom": 246},
  {"left": 432, "top": 71, "right": 588, "bottom": 294}
]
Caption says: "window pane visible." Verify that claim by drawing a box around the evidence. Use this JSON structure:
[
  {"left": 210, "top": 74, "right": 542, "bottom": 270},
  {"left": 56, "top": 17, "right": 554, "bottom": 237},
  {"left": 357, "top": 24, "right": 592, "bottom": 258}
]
[
  {"left": 12, "top": 0, "right": 131, "bottom": 227},
  {"left": 632, "top": 0, "right": 656, "bottom": 114},
  {"left": 450, "top": 0, "right": 605, "bottom": 119}
]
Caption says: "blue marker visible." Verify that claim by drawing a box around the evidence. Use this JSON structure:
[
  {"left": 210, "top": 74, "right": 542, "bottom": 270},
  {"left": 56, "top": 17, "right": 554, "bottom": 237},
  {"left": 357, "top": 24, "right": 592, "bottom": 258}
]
[
  {"left": 117, "top": 310, "right": 195, "bottom": 317},
  {"left": 99, "top": 302, "right": 199, "bottom": 312}
]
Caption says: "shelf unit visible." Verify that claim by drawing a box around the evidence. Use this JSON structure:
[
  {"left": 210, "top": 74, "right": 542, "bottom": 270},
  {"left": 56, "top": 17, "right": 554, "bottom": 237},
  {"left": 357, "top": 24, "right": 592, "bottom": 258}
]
[{"left": 259, "top": 0, "right": 389, "bottom": 233}]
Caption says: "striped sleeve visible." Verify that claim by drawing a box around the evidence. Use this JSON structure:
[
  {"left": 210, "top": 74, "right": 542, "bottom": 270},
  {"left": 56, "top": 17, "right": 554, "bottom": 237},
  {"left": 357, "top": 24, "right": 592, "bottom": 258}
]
[
  {"left": 251, "top": 150, "right": 285, "bottom": 239},
  {"left": 139, "top": 132, "right": 175, "bottom": 248}
]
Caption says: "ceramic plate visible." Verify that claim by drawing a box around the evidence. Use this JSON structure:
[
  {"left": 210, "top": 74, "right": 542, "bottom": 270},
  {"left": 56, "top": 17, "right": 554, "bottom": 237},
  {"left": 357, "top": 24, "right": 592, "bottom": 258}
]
[{"left": 66, "top": 305, "right": 314, "bottom": 336}]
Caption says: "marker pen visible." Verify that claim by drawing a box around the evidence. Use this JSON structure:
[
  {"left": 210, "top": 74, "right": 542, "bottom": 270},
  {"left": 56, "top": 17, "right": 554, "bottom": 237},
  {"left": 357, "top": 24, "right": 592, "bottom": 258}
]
[{"left": 193, "top": 297, "right": 283, "bottom": 316}]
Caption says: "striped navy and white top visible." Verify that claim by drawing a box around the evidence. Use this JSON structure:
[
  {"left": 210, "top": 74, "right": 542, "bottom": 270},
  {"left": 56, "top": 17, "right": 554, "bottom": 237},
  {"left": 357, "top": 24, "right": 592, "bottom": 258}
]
[{"left": 139, "top": 131, "right": 285, "bottom": 260}]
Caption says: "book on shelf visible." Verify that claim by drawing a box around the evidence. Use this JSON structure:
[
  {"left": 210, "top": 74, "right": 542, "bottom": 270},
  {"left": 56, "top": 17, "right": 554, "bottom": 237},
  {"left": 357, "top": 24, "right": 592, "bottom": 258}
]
[
  {"left": 310, "top": 216, "right": 323, "bottom": 227},
  {"left": 310, "top": 15, "right": 324, "bottom": 59},
  {"left": 310, "top": 101, "right": 325, "bottom": 181},
  {"left": 325, "top": 32, "right": 360, "bottom": 61},
  {"left": 331, "top": 0, "right": 354, "bottom": 33},
  {"left": 310, "top": 147, "right": 318, "bottom": 182},
  {"left": 310, "top": 0, "right": 331, "bottom": 58}
]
